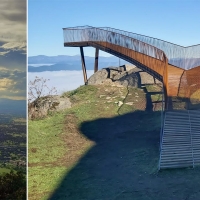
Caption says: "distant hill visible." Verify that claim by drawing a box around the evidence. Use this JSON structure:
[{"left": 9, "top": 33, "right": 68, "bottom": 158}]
[
  {"left": 28, "top": 55, "right": 130, "bottom": 72},
  {"left": 28, "top": 55, "right": 200, "bottom": 72},
  {"left": 0, "top": 99, "right": 26, "bottom": 117},
  {"left": 28, "top": 55, "right": 119, "bottom": 64}
]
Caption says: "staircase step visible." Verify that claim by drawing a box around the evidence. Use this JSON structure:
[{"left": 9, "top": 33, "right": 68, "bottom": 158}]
[
  {"left": 160, "top": 110, "right": 200, "bottom": 169},
  {"left": 160, "top": 160, "right": 193, "bottom": 165},
  {"left": 160, "top": 164, "right": 193, "bottom": 169},
  {"left": 161, "top": 156, "right": 193, "bottom": 160},
  {"left": 163, "top": 138, "right": 191, "bottom": 142}
]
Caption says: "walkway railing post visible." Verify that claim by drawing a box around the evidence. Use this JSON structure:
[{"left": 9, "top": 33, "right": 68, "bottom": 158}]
[
  {"left": 164, "top": 57, "right": 168, "bottom": 110},
  {"left": 94, "top": 48, "right": 99, "bottom": 73},
  {"left": 80, "top": 47, "right": 88, "bottom": 85}
]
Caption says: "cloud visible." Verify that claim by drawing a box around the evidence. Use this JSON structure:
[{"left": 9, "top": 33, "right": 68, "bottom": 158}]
[
  {"left": 0, "top": 0, "right": 26, "bottom": 100},
  {"left": 28, "top": 70, "right": 94, "bottom": 95},
  {"left": 0, "top": 69, "right": 26, "bottom": 100},
  {"left": 0, "top": 47, "right": 26, "bottom": 71},
  {"left": 1, "top": 42, "right": 26, "bottom": 52},
  {"left": 0, "top": 0, "right": 26, "bottom": 46}
]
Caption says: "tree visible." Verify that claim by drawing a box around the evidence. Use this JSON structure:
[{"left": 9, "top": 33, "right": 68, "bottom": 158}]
[
  {"left": 0, "top": 170, "right": 26, "bottom": 200},
  {"left": 28, "top": 76, "right": 57, "bottom": 119}
]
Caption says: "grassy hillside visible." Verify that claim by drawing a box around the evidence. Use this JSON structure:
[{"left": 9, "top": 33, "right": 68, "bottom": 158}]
[{"left": 28, "top": 84, "right": 200, "bottom": 200}]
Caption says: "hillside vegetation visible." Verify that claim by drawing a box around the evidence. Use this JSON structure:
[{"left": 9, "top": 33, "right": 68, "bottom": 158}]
[{"left": 28, "top": 83, "right": 200, "bottom": 200}]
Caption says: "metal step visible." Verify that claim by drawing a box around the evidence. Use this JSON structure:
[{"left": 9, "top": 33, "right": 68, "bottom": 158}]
[{"left": 159, "top": 110, "right": 200, "bottom": 170}]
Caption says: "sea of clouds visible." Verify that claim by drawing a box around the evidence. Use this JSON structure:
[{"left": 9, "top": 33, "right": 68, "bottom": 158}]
[{"left": 28, "top": 70, "right": 94, "bottom": 95}]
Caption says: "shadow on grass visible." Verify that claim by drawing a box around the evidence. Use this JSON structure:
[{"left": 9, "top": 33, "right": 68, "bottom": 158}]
[{"left": 49, "top": 110, "right": 162, "bottom": 200}]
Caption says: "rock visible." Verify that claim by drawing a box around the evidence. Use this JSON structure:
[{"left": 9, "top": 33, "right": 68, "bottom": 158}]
[
  {"left": 87, "top": 64, "right": 161, "bottom": 88},
  {"left": 103, "top": 79, "right": 113, "bottom": 85},
  {"left": 125, "top": 65, "right": 136, "bottom": 71},
  {"left": 118, "top": 101, "right": 123, "bottom": 107},
  {"left": 88, "top": 65, "right": 139, "bottom": 87},
  {"left": 106, "top": 97, "right": 111, "bottom": 99},
  {"left": 28, "top": 95, "right": 71, "bottom": 119},
  {"left": 125, "top": 102, "right": 134, "bottom": 105},
  {"left": 88, "top": 69, "right": 108, "bottom": 85},
  {"left": 117, "top": 82, "right": 123, "bottom": 87}
]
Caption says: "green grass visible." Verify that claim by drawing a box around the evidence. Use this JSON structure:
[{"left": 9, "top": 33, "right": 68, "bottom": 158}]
[
  {"left": 28, "top": 113, "right": 66, "bottom": 164},
  {"left": 28, "top": 84, "right": 164, "bottom": 200},
  {"left": 0, "top": 168, "right": 11, "bottom": 174}
]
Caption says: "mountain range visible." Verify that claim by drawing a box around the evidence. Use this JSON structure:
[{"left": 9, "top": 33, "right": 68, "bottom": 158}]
[
  {"left": 28, "top": 55, "right": 129, "bottom": 72},
  {"left": 28, "top": 55, "right": 200, "bottom": 72}
]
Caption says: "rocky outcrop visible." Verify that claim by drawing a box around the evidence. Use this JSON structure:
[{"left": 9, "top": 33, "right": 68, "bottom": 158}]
[
  {"left": 28, "top": 95, "right": 71, "bottom": 119},
  {"left": 88, "top": 65, "right": 140, "bottom": 87},
  {"left": 88, "top": 64, "right": 161, "bottom": 87}
]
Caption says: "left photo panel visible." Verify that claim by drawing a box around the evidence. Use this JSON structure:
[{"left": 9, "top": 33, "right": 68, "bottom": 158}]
[{"left": 0, "top": 0, "right": 26, "bottom": 199}]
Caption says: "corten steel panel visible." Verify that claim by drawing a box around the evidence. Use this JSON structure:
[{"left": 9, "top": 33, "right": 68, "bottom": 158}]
[
  {"left": 178, "top": 66, "right": 200, "bottom": 103},
  {"left": 167, "top": 65, "right": 184, "bottom": 97}
]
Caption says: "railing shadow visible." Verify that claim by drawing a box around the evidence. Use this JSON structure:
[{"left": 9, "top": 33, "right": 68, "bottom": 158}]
[{"left": 49, "top": 110, "right": 161, "bottom": 200}]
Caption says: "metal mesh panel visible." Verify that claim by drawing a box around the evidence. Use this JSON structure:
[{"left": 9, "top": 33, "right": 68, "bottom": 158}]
[
  {"left": 97, "top": 27, "right": 200, "bottom": 70},
  {"left": 63, "top": 26, "right": 166, "bottom": 61},
  {"left": 63, "top": 26, "right": 200, "bottom": 70}
]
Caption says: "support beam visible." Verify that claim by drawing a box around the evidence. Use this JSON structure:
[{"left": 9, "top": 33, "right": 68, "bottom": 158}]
[
  {"left": 94, "top": 48, "right": 99, "bottom": 73},
  {"left": 80, "top": 47, "right": 88, "bottom": 84},
  {"left": 164, "top": 57, "right": 169, "bottom": 109}
]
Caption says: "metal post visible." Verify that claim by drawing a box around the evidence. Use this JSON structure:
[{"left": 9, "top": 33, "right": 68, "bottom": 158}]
[
  {"left": 94, "top": 48, "right": 99, "bottom": 73},
  {"left": 80, "top": 47, "right": 88, "bottom": 84}
]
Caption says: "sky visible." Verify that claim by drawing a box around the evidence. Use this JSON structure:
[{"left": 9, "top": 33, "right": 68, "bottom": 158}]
[
  {"left": 0, "top": 0, "right": 26, "bottom": 100},
  {"left": 28, "top": 0, "right": 200, "bottom": 57}
]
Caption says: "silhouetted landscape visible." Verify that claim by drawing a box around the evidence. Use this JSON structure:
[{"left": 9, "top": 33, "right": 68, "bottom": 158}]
[{"left": 0, "top": 99, "right": 26, "bottom": 117}]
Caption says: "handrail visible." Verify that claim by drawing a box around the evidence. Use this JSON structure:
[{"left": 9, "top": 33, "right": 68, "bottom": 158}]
[
  {"left": 63, "top": 26, "right": 167, "bottom": 62},
  {"left": 63, "top": 26, "right": 200, "bottom": 70},
  {"left": 63, "top": 25, "right": 200, "bottom": 48}
]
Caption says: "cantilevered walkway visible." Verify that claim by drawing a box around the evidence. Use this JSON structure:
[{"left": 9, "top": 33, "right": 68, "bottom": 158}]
[{"left": 63, "top": 26, "right": 200, "bottom": 169}]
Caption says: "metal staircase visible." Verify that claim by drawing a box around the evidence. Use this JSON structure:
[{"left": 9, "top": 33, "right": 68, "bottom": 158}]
[
  {"left": 189, "top": 110, "right": 200, "bottom": 166},
  {"left": 159, "top": 109, "right": 200, "bottom": 169}
]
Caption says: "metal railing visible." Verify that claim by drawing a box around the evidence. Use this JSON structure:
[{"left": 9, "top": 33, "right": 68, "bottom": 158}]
[
  {"left": 63, "top": 26, "right": 200, "bottom": 70},
  {"left": 63, "top": 26, "right": 167, "bottom": 62}
]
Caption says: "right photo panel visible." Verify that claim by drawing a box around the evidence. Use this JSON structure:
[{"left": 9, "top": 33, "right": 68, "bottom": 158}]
[{"left": 28, "top": 0, "right": 200, "bottom": 200}]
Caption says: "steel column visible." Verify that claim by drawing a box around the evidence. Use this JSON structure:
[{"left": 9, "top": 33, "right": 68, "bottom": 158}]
[
  {"left": 80, "top": 47, "right": 88, "bottom": 84},
  {"left": 94, "top": 48, "right": 99, "bottom": 73}
]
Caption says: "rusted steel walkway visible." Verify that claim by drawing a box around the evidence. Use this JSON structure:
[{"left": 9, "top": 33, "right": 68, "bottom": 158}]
[
  {"left": 63, "top": 26, "right": 200, "bottom": 107},
  {"left": 63, "top": 26, "right": 200, "bottom": 169}
]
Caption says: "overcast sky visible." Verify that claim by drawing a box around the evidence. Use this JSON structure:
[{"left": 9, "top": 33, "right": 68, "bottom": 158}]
[{"left": 0, "top": 0, "right": 26, "bottom": 100}]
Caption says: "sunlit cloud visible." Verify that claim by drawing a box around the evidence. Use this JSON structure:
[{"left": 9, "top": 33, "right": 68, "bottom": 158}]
[
  {"left": 0, "top": 0, "right": 26, "bottom": 101},
  {"left": 0, "top": 69, "right": 26, "bottom": 100},
  {"left": 1, "top": 42, "right": 26, "bottom": 53}
]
